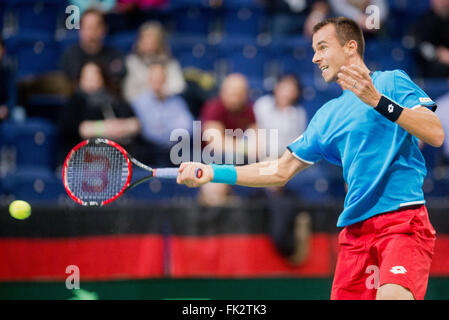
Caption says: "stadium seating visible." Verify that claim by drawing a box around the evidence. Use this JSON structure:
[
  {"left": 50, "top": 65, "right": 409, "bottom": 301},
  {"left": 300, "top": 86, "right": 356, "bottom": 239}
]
[
  {"left": 364, "top": 40, "right": 415, "bottom": 76},
  {"left": 107, "top": 31, "right": 137, "bottom": 55},
  {"left": 5, "top": 32, "right": 60, "bottom": 79},
  {"left": 217, "top": 36, "right": 270, "bottom": 79},
  {"left": 171, "top": 5, "right": 217, "bottom": 35},
  {"left": 269, "top": 36, "right": 316, "bottom": 78},
  {"left": 170, "top": 35, "right": 217, "bottom": 71},
  {"left": 2, "top": 166, "right": 66, "bottom": 204},
  {"left": 222, "top": 6, "right": 266, "bottom": 37},
  {"left": 0, "top": 118, "right": 58, "bottom": 170},
  {"left": 285, "top": 161, "right": 345, "bottom": 204},
  {"left": 7, "top": 0, "right": 65, "bottom": 34},
  {"left": 0, "top": 0, "right": 445, "bottom": 206}
]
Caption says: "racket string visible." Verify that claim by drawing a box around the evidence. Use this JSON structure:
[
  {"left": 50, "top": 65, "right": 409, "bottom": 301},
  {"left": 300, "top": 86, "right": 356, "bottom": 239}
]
[{"left": 65, "top": 143, "right": 130, "bottom": 204}]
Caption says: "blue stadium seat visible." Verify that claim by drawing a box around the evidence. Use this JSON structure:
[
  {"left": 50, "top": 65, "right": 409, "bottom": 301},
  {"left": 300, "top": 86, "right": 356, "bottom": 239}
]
[
  {"left": 107, "top": 31, "right": 137, "bottom": 55},
  {"left": 6, "top": 32, "right": 60, "bottom": 78},
  {"left": 8, "top": 0, "right": 64, "bottom": 34},
  {"left": 172, "top": 6, "right": 217, "bottom": 35},
  {"left": 365, "top": 40, "right": 415, "bottom": 76},
  {"left": 170, "top": 35, "right": 216, "bottom": 71},
  {"left": 3, "top": 166, "right": 66, "bottom": 204},
  {"left": 1, "top": 118, "right": 58, "bottom": 170},
  {"left": 222, "top": 6, "right": 266, "bottom": 36},
  {"left": 385, "top": 0, "right": 429, "bottom": 38},
  {"left": 269, "top": 37, "right": 316, "bottom": 78},
  {"left": 217, "top": 36, "right": 269, "bottom": 79},
  {"left": 285, "top": 161, "right": 344, "bottom": 204},
  {"left": 388, "top": 0, "right": 430, "bottom": 15},
  {"left": 57, "top": 29, "right": 79, "bottom": 52}
]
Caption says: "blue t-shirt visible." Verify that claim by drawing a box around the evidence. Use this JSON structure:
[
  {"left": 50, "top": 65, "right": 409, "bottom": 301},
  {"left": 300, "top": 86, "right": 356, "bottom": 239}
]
[{"left": 287, "top": 70, "right": 437, "bottom": 227}]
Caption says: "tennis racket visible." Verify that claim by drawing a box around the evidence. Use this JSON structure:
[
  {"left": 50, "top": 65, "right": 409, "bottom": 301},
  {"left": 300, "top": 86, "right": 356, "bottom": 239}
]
[{"left": 62, "top": 138, "right": 203, "bottom": 207}]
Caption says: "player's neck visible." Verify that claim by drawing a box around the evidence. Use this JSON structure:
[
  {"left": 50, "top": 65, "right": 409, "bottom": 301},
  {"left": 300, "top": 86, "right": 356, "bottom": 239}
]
[{"left": 345, "top": 57, "right": 370, "bottom": 74}]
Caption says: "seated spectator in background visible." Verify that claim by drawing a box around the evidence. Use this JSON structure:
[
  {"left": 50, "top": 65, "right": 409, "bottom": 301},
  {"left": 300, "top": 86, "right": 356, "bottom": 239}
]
[
  {"left": 59, "top": 61, "right": 139, "bottom": 163},
  {"left": 254, "top": 74, "right": 310, "bottom": 265},
  {"left": 263, "top": 0, "right": 329, "bottom": 37},
  {"left": 328, "top": 0, "right": 389, "bottom": 37},
  {"left": 414, "top": 0, "right": 449, "bottom": 78},
  {"left": 123, "top": 21, "right": 186, "bottom": 104},
  {"left": 254, "top": 74, "right": 307, "bottom": 158},
  {"left": 130, "top": 60, "right": 193, "bottom": 166},
  {"left": 0, "top": 37, "right": 14, "bottom": 121},
  {"left": 60, "top": 8, "right": 126, "bottom": 94},
  {"left": 199, "top": 73, "right": 256, "bottom": 206}
]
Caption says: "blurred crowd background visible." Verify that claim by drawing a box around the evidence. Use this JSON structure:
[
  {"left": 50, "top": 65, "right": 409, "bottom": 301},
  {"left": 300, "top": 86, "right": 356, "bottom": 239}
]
[
  {"left": 1, "top": 0, "right": 449, "bottom": 296},
  {"left": 2, "top": 0, "right": 449, "bottom": 206}
]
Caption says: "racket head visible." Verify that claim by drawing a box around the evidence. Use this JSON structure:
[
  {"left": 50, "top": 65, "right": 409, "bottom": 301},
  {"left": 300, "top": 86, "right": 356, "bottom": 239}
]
[{"left": 62, "top": 138, "right": 133, "bottom": 206}]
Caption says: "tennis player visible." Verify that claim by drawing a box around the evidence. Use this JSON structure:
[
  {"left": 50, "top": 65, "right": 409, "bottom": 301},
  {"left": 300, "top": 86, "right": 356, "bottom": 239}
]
[{"left": 177, "top": 17, "right": 444, "bottom": 300}]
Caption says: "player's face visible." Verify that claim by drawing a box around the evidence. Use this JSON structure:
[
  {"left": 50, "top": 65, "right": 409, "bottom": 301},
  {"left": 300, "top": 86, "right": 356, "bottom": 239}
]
[{"left": 312, "top": 24, "right": 348, "bottom": 83}]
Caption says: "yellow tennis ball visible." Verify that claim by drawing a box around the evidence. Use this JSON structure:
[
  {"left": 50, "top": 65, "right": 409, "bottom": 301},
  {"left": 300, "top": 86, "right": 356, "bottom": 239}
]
[{"left": 9, "top": 200, "right": 31, "bottom": 220}]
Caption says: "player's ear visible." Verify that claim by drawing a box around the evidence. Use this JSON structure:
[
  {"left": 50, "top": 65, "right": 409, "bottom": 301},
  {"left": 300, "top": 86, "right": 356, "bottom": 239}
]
[{"left": 344, "top": 40, "right": 358, "bottom": 57}]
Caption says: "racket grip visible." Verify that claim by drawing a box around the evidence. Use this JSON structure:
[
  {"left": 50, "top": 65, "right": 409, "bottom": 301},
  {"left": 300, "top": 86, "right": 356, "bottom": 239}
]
[
  {"left": 154, "top": 168, "right": 179, "bottom": 179},
  {"left": 195, "top": 168, "right": 203, "bottom": 179}
]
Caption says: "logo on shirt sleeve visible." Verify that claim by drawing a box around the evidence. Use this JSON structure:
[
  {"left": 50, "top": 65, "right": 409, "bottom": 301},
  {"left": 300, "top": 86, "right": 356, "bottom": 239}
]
[{"left": 419, "top": 97, "right": 433, "bottom": 104}]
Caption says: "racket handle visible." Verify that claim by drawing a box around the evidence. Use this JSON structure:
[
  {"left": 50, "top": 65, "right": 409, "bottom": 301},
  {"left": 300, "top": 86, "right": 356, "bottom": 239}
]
[
  {"left": 153, "top": 168, "right": 179, "bottom": 179},
  {"left": 153, "top": 167, "right": 203, "bottom": 179}
]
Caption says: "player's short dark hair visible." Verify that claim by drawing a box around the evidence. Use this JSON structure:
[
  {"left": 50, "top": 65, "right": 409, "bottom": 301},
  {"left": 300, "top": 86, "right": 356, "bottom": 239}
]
[
  {"left": 313, "top": 16, "right": 365, "bottom": 58},
  {"left": 80, "top": 7, "right": 106, "bottom": 27}
]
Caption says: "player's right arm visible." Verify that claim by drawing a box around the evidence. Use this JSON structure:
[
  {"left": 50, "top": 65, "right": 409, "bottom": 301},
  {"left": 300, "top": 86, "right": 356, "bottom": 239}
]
[{"left": 177, "top": 150, "right": 311, "bottom": 188}]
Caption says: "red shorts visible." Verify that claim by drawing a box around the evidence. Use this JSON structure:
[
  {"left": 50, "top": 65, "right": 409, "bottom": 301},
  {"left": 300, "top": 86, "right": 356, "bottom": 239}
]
[{"left": 331, "top": 205, "right": 436, "bottom": 300}]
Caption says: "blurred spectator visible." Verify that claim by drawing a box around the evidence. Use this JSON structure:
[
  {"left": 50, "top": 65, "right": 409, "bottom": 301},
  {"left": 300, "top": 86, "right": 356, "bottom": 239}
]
[
  {"left": 254, "top": 75, "right": 310, "bottom": 265},
  {"left": 0, "top": 37, "right": 15, "bottom": 122},
  {"left": 130, "top": 60, "right": 193, "bottom": 166},
  {"left": 328, "top": 0, "right": 389, "bottom": 36},
  {"left": 263, "top": 0, "right": 330, "bottom": 37},
  {"left": 123, "top": 21, "right": 185, "bottom": 103},
  {"left": 414, "top": 0, "right": 449, "bottom": 78},
  {"left": 70, "top": 0, "right": 117, "bottom": 15},
  {"left": 254, "top": 74, "right": 307, "bottom": 158},
  {"left": 59, "top": 61, "right": 139, "bottom": 163},
  {"left": 199, "top": 73, "right": 256, "bottom": 206},
  {"left": 60, "top": 8, "right": 126, "bottom": 94}
]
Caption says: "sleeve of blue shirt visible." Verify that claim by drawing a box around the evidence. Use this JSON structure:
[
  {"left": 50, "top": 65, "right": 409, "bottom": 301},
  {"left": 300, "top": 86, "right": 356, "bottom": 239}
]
[
  {"left": 391, "top": 70, "right": 437, "bottom": 111},
  {"left": 286, "top": 110, "right": 324, "bottom": 164}
]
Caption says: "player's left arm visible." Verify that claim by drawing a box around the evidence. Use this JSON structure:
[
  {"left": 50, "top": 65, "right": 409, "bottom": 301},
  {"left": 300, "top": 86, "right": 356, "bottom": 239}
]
[{"left": 337, "top": 65, "right": 445, "bottom": 147}]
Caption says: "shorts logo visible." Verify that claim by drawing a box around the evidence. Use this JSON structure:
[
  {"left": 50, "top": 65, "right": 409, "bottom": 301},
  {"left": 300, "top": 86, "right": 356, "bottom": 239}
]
[{"left": 390, "top": 266, "right": 407, "bottom": 274}]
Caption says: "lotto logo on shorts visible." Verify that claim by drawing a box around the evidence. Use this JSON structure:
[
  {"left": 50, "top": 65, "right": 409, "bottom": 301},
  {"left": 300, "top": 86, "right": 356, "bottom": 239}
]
[{"left": 390, "top": 266, "right": 407, "bottom": 274}]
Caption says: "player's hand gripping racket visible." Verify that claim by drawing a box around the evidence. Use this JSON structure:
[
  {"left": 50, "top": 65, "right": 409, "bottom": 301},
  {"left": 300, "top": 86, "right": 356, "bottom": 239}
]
[{"left": 62, "top": 138, "right": 203, "bottom": 206}]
